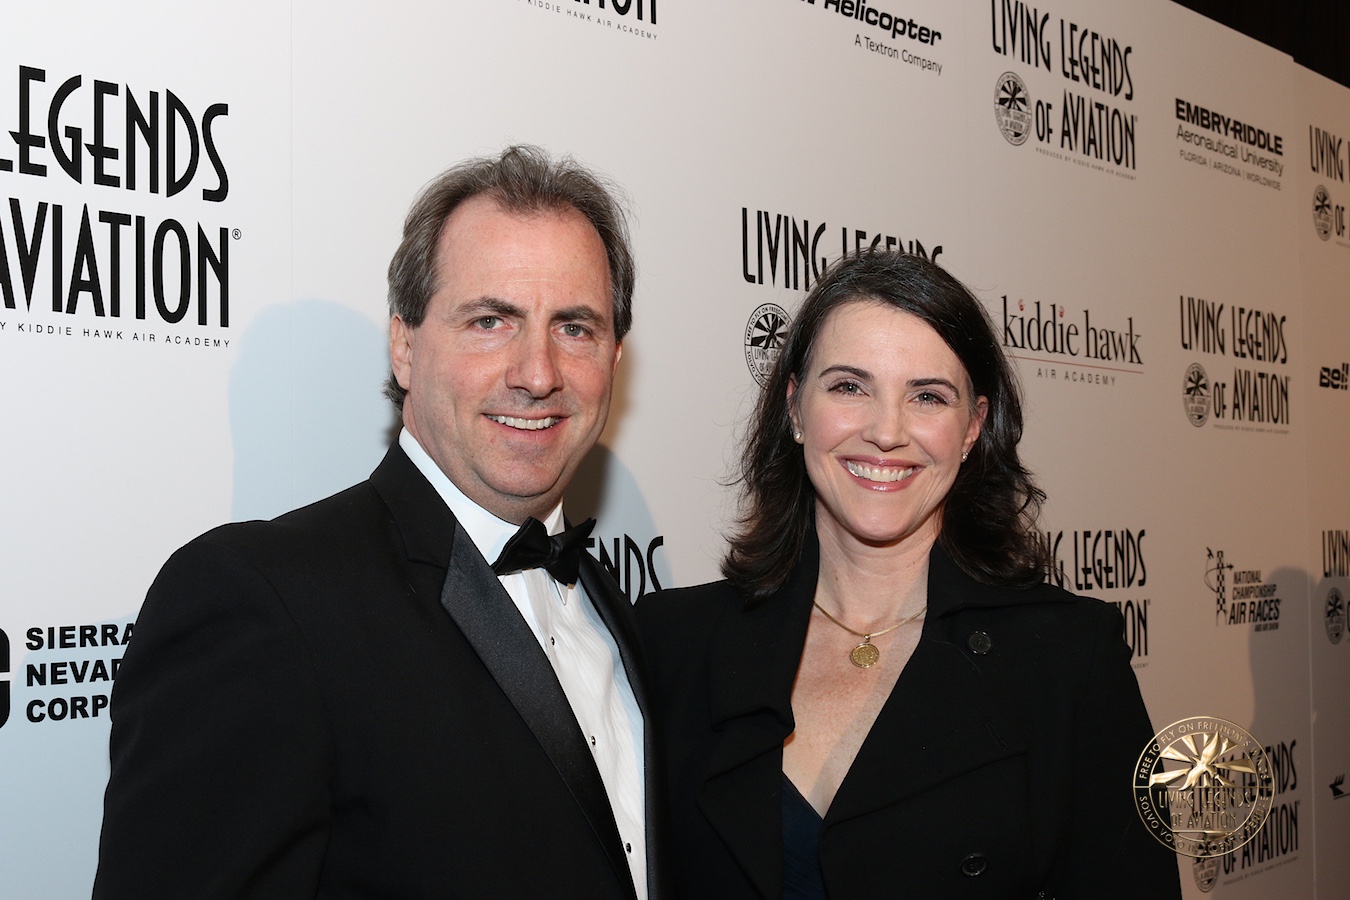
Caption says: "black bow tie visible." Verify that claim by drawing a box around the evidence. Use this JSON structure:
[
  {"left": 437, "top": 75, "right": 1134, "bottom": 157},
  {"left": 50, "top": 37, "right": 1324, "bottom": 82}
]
[{"left": 490, "top": 517, "right": 596, "bottom": 585}]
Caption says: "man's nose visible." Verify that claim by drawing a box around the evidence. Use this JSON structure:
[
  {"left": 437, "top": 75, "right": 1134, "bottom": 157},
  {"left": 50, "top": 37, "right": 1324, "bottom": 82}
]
[{"left": 506, "top": 326, "right": 564, "bottom": 398}]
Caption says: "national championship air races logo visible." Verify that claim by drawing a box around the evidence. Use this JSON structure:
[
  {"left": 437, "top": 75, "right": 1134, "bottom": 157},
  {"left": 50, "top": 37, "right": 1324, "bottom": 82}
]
[{"left": 1206, "top": 547, "right": 1280, "bottom": 632}]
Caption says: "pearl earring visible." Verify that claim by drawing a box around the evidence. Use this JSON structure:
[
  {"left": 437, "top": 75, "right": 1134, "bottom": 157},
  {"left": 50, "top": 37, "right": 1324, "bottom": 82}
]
[{"left": 793, "top": 431, "right": 803, "bottom": 442}]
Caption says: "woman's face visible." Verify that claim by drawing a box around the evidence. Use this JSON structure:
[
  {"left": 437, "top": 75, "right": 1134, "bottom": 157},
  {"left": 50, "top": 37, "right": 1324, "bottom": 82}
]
[{"left": 789, "top": 300, "right": 987, "bottom": 553}]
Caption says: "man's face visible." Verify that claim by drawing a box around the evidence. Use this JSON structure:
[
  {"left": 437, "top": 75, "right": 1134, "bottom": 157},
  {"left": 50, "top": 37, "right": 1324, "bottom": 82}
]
[{"left": 390, "top": 195, "right": 621, "bottom": 524}]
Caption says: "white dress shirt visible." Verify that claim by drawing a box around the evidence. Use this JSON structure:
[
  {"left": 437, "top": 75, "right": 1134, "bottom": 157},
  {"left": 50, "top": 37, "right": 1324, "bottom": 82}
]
[{"left": 400, "top": 430, "right": 647, "bottom": 898}]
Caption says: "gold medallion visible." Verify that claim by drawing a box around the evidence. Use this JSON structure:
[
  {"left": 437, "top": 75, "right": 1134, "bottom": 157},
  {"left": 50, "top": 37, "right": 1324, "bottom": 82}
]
[
  {"left": 1133, "top": 717, "right": 1273, "bottom": 858},
  {"left": 849, "top": 642, "right": 880, "bottom": 668}
]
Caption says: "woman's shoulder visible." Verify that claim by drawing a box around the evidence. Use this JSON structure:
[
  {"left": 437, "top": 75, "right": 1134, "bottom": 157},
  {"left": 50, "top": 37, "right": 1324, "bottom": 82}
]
[
  {"left": 636, "top": 579, "right": 742, "bottom": 630},
  {"left": 943, "top": 564, "right": 1128, "bottom": 652}
]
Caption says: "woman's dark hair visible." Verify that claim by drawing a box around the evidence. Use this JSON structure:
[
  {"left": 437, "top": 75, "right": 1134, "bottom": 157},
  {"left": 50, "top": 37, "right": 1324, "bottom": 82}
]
[{"left": 722, "top": 250, "right": 1047, "bottom": 599}]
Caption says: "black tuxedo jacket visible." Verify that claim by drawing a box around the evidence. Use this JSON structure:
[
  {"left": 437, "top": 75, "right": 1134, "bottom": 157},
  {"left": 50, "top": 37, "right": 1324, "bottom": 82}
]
[
  {"left": 636, "top": 533, "right": 1182, "bottom": 899},
  {"left": 94, "top": 446, "right": 667, "bottom": 899}
]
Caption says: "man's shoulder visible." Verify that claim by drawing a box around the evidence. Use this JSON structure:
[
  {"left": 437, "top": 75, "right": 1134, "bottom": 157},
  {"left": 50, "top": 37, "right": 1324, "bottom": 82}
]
[
  {"left": 163, "top": 479, "right": 400, "bottom": 594},
  {"left": 203, "top": 479, "right": 385, "bottom": 550}
]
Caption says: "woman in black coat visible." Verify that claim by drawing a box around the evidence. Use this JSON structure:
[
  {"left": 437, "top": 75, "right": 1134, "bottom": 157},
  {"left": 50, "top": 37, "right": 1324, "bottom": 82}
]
[{"left": 637, "top": 251, "right": 1182, "bottom": 899}]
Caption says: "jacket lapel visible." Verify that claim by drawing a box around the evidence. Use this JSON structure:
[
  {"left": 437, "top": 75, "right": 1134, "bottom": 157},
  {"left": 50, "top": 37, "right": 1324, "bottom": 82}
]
[
  {"left": 373, "top": 447, "right": 634, "bottom": 898},
  {"left": 696, "top": 538, "right": 819, "bottom": 899},
  {"left": 826, "top": 546, "right": 1031, "bottom": 825},
  {"left": 439, "top": 525, "right": 636, "bottom": 899}
]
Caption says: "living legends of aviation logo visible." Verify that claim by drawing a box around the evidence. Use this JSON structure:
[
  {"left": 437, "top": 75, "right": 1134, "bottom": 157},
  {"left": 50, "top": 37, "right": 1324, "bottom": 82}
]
[
  {"left": 745, "top": 303, "right": 789, "bottom": 387},
  {"left": 518, "top": 0, "right": 658, "bottom": 40},
  {"left": 1178, "top": 295, "right": 1291, "bottom": 432},
  {"left": 740, "top": 205, "right": 943, "bottom": 295},
  {"left": 1309, "top": 126, "right": 1350, "bottom": 246},
  {"left": 1314, "top": 185, "right": 1334, "bottom": 240},
  {"left": 1134, "top": 717, "right": 1273, "bottom": 859},
  {"left": 0, "top": 63, "right": 235, "bottom": 350},
  {"left": 989, "top": 1, "right": 1137, "bottom": 175},
  {"left": 1326, "top": 587, "right": 1345, "bottom": 645},
  {"left": 995, "top": 72, "right": 1031, "bottom": 145},
  {"left": 1325, "top": 530, "right": 1350, "bottom": 645}
]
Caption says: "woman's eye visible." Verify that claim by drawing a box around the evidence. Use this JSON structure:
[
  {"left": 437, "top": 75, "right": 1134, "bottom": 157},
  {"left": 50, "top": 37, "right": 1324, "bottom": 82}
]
[{"left": 915, "top": 390, "right": 951, "bottom": 406}]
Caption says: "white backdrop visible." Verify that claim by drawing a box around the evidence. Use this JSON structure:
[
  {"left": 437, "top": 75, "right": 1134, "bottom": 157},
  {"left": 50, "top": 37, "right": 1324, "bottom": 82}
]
[{"left": 1, "top": 2, "right": 1346, "bottom": 896}]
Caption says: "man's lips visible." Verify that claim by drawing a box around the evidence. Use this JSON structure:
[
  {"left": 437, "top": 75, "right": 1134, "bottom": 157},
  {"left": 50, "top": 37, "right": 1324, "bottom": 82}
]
[
  {"left": 486, "top": 414, "right": 562, "bottom": 431},
  {"left": 844, "top": 460, "right": 917, "bottom": 483}
]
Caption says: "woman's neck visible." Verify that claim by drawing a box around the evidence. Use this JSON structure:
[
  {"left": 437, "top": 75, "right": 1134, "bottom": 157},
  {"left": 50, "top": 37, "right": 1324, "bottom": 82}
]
[{"left": 813, "top": 524, "right": 934, "bottom": 631}]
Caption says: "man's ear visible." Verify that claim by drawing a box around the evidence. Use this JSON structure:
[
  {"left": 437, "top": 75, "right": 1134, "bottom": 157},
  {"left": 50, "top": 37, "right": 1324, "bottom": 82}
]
[{"left": 390, "top": 316, "right": 414, "bottom": 391}]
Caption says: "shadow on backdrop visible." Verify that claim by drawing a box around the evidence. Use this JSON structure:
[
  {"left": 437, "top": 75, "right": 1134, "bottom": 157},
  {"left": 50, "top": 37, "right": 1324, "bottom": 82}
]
[
  {"left": 567, "top": 443, "right": 672, "bottom": 602},
  {"left": 229, "top": 300, "right": 396, "bottom": 522}
]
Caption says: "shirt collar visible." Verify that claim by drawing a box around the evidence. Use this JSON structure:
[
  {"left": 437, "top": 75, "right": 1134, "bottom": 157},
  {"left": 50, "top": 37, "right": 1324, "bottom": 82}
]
[{"left": 399, "top": 428, "right": 564, "bottom": 563}]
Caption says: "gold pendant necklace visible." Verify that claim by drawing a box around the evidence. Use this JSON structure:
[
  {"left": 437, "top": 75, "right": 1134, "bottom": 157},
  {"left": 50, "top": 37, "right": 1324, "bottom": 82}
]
[{"left": 812, "top": 601, "right": 927, "bottom": 668}]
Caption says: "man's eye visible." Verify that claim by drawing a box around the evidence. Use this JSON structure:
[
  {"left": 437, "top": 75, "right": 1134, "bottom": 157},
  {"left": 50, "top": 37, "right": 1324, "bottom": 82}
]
[
  {"left": 475, "top": 316, "right": 501, "bottom": 329},
  {"left": 561, "top": 323, "right": 588, "bottom": 337}
]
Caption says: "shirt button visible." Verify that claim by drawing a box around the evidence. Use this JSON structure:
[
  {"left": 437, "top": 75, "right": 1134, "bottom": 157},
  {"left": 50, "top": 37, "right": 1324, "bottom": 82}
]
[
  {"left": 625, "top": 843, "right": 632, "bottom": 853},
  {"left": 590, "top": 735, "right": 597, "bottom": 747},
  {"left": 960, "top": 853, "right": 988, "bottom": 876},
  {"left": 968, "top": 631, "right": 993, "bottom": 655},
  {"left": 549, "top": 635, "right": 555, "bottom": 645}
]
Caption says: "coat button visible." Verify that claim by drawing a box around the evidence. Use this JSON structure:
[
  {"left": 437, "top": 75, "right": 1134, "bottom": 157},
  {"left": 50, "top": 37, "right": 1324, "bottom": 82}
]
[
  {"left": 960, "top": 853, "right": 988, "bottom": 876},
  {"left": 968, "top": 631, "right": 993, "bottom": 655}
]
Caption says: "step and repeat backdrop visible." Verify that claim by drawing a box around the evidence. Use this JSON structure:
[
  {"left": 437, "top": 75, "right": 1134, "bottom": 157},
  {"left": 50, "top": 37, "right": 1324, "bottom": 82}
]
[{"left": 2, "top": 1, "right": 1347, "bottom": 896}]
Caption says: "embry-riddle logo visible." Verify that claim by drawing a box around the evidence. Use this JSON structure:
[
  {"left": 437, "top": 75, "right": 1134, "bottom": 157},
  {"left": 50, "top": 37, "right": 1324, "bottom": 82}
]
[{"left": 995, "top": 72, "right": 1031, "bottom": 146}]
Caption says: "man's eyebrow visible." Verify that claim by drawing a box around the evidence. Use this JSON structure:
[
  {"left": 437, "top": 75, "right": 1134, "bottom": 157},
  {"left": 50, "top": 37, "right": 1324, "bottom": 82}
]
[
  {"left": 453, "top": 297, "right": 526, "bottom": 319},
  {"left": 551, "top": 305, "right": 608, "bottom": 326}
]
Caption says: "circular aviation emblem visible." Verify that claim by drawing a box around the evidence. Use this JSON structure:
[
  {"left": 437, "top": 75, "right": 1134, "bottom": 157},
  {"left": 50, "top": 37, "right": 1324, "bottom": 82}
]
[
  {"left": 1134, "top": 717, "right": 1274, "bottom": 858},
  {"left": 744, "top": 303, "right": 789, "bottom": 387},
  {"left": 1326, "top": 586, "right": 1345, "bottom": 645},
  {"left": 994, "top": 71, "right": 1032, "bottom": 146},
  {"left": 1192, "top": 855, "right": 1220, "bottom": 893},
  {"left": 1183, "top": 363, "right": 1211, "bottom": 427},
  {"left": 1314, "top": 185, "right": 1333, "bottom": 241}
]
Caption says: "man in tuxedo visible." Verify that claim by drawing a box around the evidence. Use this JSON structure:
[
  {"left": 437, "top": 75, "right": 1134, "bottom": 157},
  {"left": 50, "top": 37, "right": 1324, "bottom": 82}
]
[{"left": 94, "top": 145, "right": 664, "bottom": 899}]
